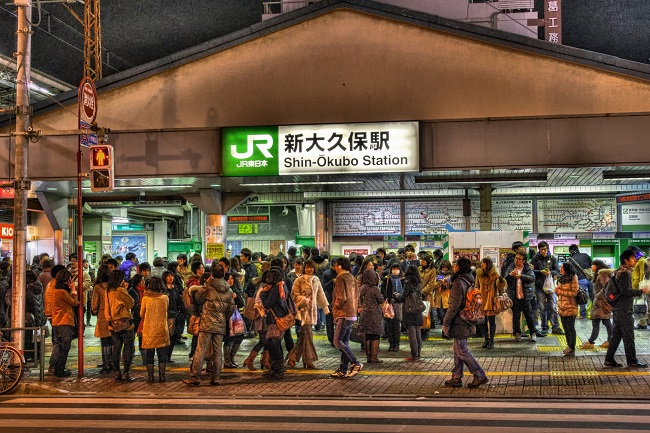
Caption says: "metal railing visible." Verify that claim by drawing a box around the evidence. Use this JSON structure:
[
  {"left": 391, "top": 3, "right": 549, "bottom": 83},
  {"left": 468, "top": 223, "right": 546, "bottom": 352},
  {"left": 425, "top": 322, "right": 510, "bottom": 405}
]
[{"left": 1, "top": 326, "right": 46, "bottom": 381}]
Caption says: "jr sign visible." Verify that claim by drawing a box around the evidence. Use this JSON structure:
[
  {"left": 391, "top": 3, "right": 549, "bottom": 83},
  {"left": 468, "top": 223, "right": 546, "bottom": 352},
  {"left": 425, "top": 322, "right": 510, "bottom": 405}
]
[{"left": 222, "top": 122, "right": 419, "bottom": 176}]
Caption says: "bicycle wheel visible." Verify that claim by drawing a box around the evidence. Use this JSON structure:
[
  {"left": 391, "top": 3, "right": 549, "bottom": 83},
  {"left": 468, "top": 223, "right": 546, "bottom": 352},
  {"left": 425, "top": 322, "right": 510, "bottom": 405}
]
[{"left": 0, "top": 346, "right": 24, "bottom": 395}]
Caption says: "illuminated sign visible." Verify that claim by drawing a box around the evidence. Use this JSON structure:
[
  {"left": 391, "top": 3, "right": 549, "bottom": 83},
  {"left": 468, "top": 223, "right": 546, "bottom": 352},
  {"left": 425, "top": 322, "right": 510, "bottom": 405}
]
[
  {"left": 227, "top": 215, "right": 269, "bottom": 223},
  {"left": 222, "top": 122, "right": 419, "bottom": 176}
]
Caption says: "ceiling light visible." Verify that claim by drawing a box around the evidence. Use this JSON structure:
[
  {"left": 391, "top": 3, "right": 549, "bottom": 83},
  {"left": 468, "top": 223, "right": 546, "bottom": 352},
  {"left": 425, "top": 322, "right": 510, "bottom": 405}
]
[
  {"left": 82, "top": 184, "right": 194, "bottom": 191},
  {"left": 414, "top": 174, "right": 547, "bottom": 184},
  {"left": 111, "top": 217, "right": 129, "bottom": 224},
  {"left": 240, "top": 181, "right": 364, "bottom": 187},
  {"left": 602, "top": 171, "right": 650, "bottom": 181},
  {"left": 210, "top": 184, "right": 221, "bottom": 187}
]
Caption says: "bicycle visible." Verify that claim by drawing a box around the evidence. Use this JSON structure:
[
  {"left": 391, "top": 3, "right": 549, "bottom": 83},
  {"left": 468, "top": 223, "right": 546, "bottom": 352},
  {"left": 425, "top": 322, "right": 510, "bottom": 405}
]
[{"left": 0, "top": 339, "right": 24, "bottom": 394}]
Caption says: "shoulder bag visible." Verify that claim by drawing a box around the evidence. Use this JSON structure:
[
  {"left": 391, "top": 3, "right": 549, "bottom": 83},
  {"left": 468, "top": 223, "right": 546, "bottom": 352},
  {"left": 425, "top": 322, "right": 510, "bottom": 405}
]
[{"left": 107, "top": 290, "right": 131, "bottom": 333}]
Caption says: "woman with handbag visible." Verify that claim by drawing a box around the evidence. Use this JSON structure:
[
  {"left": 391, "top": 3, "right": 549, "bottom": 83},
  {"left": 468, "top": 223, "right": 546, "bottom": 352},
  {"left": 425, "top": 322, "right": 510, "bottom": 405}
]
[
  {"left": 555, "top": 263, "right": 579, "bottom": 357},
  {"left": 260, "top": 267, "right": 293, "bottom": 380},
  {"left": 223, "top": 272, "right": 246, "bottom": 368},
  {"left": 581, "top": 260, "right": 614, "bottom": 349},
  {"left": 105, "top": 269, "right": 135, "bottom": 382},
  {"left": 433, "top": 260, "right": 453, "bottom": 339},
  {"left": 140, "top": 276, "right": 170, "bottom": 382},
  {"left": 381, "top": 260, "right": 404, "bottom": 352},
  {"left": 287, "top": 259, "right": 329, "bottom": 369},
  {"left": 162, "top": 270, "right": 183, "bottom": 363},
  {"left": 358, "top": 269, "right": 384, "bottom": 363},
  {"left": 476, "top": 258, "right": 507, "bottom": 349}
]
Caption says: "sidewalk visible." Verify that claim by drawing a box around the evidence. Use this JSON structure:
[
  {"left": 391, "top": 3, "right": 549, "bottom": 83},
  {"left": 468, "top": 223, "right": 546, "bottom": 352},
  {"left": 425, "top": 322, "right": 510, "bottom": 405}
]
[{"left": 16, "top": 318, "right": 650, "bottom": 398}]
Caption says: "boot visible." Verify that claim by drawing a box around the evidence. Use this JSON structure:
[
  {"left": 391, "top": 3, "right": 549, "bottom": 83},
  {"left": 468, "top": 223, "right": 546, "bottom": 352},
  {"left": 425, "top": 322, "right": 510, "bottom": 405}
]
[
  {"left": 261, "top": 350, "right": 270, "bottom": 370},
  {"left": 223, "top": 346, "right": 234, "bottom": 368},
  {"left": 146, "top": 364, "right": 155, "bottom": 382},
  {"left": 100, "top": 346, "right": 112, "bottom": 373},
  {"left": 370, "top": 340, "right": 383, "bottom": 363},
  {"left": 230, "top": 341, "right": 241, "bottom": 368},
  {"left": 123, "top": 371, "right": 133, "bottom": 382},
  {"left": 244, "top": 350, "right": 258, "bottom": 371},
  {"left": 365, "top": 340, "right": 372, "bottom": 363},
  {"left": 158, "top": 363, "right": 166, "bottom": 383},
  {"left": 482, "top": 338, "right": 489, "bottom": 348},
  {"left": 487, "top": 338, "right": 494, "bottom": 349}
]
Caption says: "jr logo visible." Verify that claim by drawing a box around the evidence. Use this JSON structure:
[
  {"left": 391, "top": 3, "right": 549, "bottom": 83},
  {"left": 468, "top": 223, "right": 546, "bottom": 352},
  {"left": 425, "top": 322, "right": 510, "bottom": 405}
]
[{"left": 230, "top": 134, "right": 274, "bottom": 159}]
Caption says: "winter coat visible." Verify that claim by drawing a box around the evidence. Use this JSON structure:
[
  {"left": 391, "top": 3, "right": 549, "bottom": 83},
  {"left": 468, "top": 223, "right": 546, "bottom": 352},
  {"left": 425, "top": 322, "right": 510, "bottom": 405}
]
[
  {"left": 118, "top": 260, "right": 137, "bottom": 281},
  {"left": 37, "top": 269, "right": 52, "bottom": 291},
  {"left": 432, "top": 273, "right": 452, "bottom": 309},
  {"left": 164, "top": 282, "right": 183, "bottom": 319},
  {"left": 105, "top": 286, "right": 135, "bottom": 331},
  {"left": 358, "top": 273, "right": 384, "bottom": 335},
  {"left": 632, "top": 256, "right": 648, "bottom": 290},
  {"left": 260, "top": 281, "right": 292, "bottom": 325},
  {"left": 51, "top": 287, "right": 79, "bottom": 327},
  {"left": 291, "top": 274, "right": 329, "bottom": 325},
  {"left": 611, "top": 265, "right": 643, "bottom": 313},
  {"left": 505, "top": 262, "right": 536, "bottom": 300},
  {"left": 44, "top": 279, "right": 56, "bottom": 318},
  {"left": 592, "top": 268, "right": 614, "bottom": 320},
  {"left": 419, "top": 265, "right": 437, "bottom": 307},
  {"left": 443, "top": 272, "right": 476, "bottom": 339},
  {"left": 556, "top": 275, "right": 579, "bottom": 318},
  {"left": 91, "top": 282, "right": 111, "bottom": 338},
  {"left": 177, "top": 265, "right": 192, "bottom": 284},
  {"left": 26, "top": 280, "right": 46, "bottom": 327},
  {"left": 476, "top": 267, "right": 507, "bottom": 316},
  {"left": 530, "top": 253, "right": 560, "bottom": 292},
  {"left": 196, "top": 278, "right": 234, "bottom": 335},
  {"left": 401, "top": 274, "right": 424, "bottom": 327},
  {"left": 332, "top": 271, "right": 358, "bottom": 318},
  {"left": 139, "top": 290, "right": 170, "bottom": 349}
]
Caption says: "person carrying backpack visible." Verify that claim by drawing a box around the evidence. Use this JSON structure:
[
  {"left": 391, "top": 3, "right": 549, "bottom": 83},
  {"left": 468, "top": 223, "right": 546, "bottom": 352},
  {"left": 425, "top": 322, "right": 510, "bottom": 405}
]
[
  {"left": 603, "top": 249, "right": 649, "bottom": 368},
  {"left": 442, "top": 257, "right": 488, "bottom": 388}
]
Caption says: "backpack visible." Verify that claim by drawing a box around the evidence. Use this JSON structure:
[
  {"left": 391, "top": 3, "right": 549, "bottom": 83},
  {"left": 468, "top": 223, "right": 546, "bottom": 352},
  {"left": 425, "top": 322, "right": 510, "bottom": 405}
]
[
  {"left": 459, "top": 278, "right": 485, "bottom": 325},
  {"left": 404, "top": 289, "right": 426, "bottom": 314},
  {"left": 604, "top": 274, "right": 622, "bottom": 306}
]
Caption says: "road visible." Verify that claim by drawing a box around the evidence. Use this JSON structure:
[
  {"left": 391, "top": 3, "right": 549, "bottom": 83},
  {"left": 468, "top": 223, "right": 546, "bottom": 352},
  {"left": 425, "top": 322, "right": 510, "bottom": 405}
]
[{"left": 0, "top": 396, "right": 647, "bottom": 432}]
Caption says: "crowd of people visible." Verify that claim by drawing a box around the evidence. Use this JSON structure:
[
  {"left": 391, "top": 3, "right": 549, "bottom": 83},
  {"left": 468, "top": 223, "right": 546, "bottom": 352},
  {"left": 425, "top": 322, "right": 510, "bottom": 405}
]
[{"left": 1, "top": 241, "right": 649, "bottom": 387}]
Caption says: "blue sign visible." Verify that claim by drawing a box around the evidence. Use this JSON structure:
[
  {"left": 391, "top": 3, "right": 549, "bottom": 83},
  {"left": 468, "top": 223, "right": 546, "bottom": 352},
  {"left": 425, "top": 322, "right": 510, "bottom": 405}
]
[{"left": 80, "top": 119, "right": 98, "bottom": 148}]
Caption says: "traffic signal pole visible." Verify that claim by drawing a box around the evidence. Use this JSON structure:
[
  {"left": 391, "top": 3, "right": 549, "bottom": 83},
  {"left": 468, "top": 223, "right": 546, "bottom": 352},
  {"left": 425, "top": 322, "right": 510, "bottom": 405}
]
[{"left": 11, "top": 0, "right": 32, "bottom": 352}]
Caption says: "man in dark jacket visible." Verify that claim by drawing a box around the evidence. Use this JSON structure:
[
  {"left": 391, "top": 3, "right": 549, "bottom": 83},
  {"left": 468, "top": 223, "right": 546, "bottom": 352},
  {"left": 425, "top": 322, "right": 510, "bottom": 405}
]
[
  {"left": 604, "top": 250, "right": 648, "bottom": 368},
  {"left": 530, "top": 241, "right": 562, "bottom": 334},
  {"left": 568, "top": 244, "right": 593, "bottom": 319},
  {"left": 500, "top": 241, "right": 525, "bottom": 278},
  {"left": 321, "top": 260, "right": 337, "bottom": 345},
  {"left": 442, "top": 257, "right": 488, "bottom": 388},
  {"left": 506, "top": 253, "right": 547, "bottom": 342}
]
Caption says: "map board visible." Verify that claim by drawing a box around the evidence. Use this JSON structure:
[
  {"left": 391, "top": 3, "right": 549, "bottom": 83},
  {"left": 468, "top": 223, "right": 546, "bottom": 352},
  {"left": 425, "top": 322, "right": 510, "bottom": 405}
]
[
  {"left": 333, "top": 202, "right": 401, "bottom": 236},
  {"left": 537, "top": 198, "right": 617, "bottom": 233},
  {"left": 492, "top": 199, "right": 533, "bottom": 231}
]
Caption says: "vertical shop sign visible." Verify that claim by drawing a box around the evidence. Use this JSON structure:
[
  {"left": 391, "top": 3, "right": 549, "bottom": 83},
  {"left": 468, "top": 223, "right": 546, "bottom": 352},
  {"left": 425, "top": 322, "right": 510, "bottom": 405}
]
[{"left": 544, "top": 0, "right": 562, "bottom": 44}]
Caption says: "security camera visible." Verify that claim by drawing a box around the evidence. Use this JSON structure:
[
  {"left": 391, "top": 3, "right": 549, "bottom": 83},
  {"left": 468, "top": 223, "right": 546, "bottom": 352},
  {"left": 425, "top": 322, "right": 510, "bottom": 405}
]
[{"left": 281, "top": 206, "right": 289, "bottom": 216}]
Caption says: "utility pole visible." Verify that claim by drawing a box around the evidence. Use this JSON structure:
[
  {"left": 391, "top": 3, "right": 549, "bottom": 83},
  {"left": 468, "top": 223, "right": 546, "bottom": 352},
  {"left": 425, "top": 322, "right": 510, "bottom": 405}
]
[{"left": 11, "top": 0, "right": 32, "bottom": 351}]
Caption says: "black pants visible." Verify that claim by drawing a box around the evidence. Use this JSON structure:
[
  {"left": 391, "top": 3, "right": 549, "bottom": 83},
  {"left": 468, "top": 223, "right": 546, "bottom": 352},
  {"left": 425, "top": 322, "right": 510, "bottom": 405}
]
[
  {"left": 283, "top": 326, "right": 294, "bottom": 353},
  {"left": 325, "top": 312, "right": 335, "bottom": 345},
  {"left": 386, "top": 317, "right": 401, "bottom": 349},
  {"left": 605, "top": 309, "right": 637, "bottom": 364},
  {"left": 560, "top": 315, "right": 576, "bottom": 350},
  {"left": 481, "top": 315, "right": 497, "bottom": 339},
  {"left": 111, "top": 328, "right": 135, "bottom": 373},
  {"left": 588, "top": 318, "right": 612, "bottom": 344},
  {"left": 512, "top": 297, "right": 537, "bottom": 335},
  {"left": 143, "top": 347, "right": 168, "bottom": 364}
]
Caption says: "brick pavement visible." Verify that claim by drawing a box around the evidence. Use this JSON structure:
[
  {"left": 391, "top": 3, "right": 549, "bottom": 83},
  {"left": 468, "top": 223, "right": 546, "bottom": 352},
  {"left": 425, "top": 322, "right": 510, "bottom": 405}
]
[{"left": 15, "top": 318, "right": 650, "bottom": 398}]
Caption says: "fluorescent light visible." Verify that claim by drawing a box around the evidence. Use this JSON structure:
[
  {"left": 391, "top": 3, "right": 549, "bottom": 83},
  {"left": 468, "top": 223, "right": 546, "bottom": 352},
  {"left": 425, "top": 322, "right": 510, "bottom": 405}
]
[
  {"left": 240, "top": 181, "right": 364, "bottom": 187},
  {"left": 602, "top": 171, "right": 650, "bottom": 181},
  {"left": 210, "top": 184, "right": 221, "bottom": 187},
  {"left": 82, "top": 185, "right": 193, "bottom": 191},
  {"left": 112, "top": 217, "right": 129, "bottom": 223},
  {"left": 414, "top": 174, "right": 547, "bottom": 184}
]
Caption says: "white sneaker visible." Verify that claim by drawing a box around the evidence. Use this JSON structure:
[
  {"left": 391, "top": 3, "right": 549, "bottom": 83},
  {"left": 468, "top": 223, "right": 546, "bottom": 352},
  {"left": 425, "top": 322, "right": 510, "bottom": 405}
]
[{"left": 530, "top": 333, "right": 537, "bottom": 342}]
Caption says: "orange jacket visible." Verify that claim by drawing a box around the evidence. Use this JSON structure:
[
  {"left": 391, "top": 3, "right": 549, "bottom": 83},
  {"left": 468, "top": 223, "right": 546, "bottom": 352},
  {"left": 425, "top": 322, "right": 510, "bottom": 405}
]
[{"left": 51, "top": 288, "right": 79, "bottom": 327}]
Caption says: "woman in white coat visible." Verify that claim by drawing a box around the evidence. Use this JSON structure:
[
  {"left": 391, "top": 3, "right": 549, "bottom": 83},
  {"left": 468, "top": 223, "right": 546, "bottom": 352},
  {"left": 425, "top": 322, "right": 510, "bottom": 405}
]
[{"left": 287, "top": 259, "right": 330, "bottom": 369}]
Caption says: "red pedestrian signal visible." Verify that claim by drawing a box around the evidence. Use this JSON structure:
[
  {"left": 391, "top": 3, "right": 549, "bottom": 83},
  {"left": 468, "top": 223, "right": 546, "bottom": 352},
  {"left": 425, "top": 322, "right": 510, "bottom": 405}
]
[{"left": 89, "top": 145, "right": 114, "bottom": 192}]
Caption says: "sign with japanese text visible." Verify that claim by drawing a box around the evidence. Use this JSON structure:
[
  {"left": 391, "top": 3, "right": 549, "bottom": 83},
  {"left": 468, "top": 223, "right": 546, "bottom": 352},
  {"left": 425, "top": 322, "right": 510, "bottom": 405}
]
[
  {"left": 544, "top": 0, "right": 562, "bottom": 44},
  {"left": 621, "top": 203, "right": 650, "bottom": 232},
  {"left": 228, "top": 215, "right": 269, "bottom": 223},
  {"left": 222, "top": 122, "right": 419, "bottom": 176},
  {"left": 206, "top": 242, "right": 225, "bottom": 262},
  {"left": 78, "top": 77, "right": 97, "bottom": 124},
  {"left": 341, "top": 245, "right": 372, "bottom": 256}
]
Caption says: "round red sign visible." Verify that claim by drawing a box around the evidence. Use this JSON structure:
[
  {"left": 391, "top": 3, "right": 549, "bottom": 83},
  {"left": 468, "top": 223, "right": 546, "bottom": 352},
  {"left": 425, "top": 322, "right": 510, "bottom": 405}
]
[{"left": 80, "top": 78, "right": 97, "bottom": 123}]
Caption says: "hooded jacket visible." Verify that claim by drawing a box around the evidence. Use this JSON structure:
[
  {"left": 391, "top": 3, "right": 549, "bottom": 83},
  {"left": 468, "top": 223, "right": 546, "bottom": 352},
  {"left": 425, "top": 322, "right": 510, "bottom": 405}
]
[{"left": 196, "top": 277, "right": 234, "bottom": 335}]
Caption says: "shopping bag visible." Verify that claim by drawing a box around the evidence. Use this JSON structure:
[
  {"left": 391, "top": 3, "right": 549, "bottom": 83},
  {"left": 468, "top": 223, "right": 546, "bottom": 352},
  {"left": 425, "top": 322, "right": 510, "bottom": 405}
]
[
  {"left": 542, "top": 274, "right": 555, "bottom": 294},
  {"left": 229, "top": 309, "right": 246, "bottom": 336}
]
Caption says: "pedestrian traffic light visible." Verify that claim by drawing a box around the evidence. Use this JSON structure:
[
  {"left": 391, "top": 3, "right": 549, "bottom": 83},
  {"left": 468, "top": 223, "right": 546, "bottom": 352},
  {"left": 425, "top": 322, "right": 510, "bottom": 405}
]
[{"left": 89, "top": 144, "right": 114, "bottom": 192}]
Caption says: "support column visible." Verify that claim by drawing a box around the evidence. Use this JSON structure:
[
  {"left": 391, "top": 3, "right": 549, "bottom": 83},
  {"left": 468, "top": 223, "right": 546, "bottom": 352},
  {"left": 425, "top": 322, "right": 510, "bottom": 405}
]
[
  {"left": 205, "top": 214, "right": 227, "bottom": 265},
  {"left": 315, "top": 201, "right": 327, "bottom": 251},
  {"left": 479, "top": 184, "right": 493, "bottom": 231}
]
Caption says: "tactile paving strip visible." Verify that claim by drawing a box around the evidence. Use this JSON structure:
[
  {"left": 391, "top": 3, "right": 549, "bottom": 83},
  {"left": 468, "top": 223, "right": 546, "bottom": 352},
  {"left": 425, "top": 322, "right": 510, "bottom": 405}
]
[{"left": 548, "top": 357, "right": 601, "bottom": 386}]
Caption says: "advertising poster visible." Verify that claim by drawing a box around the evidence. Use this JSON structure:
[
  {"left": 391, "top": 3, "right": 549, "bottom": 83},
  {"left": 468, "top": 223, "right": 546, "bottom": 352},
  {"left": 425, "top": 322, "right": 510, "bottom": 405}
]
[
  {"left": 480, "top": 246, "right": 501, "bottom": 268},
  {"left": 341, "top": 245, "right": 372, "bottom": 256},
  {"left": 111, "top": 235, "right": 147, "bottom": 264},
  {"left": 452, "top": 248, "right": 480, "bottom": 263}
]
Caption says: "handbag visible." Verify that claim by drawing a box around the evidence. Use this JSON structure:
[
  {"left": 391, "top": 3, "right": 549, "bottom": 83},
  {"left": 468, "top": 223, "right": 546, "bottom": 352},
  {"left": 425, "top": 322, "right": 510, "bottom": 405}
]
[
  {"left": 229, "top": 309, "right": 246, "bottom": 336},
  {"left": 381, "top": 299, "right": 395, "bottom": 319},
  {"left": 349, "top": 321, "right": 365, "bottom": 344},
  {"left": 271, "top": 309, "right": 295, "bottom": 332},
  {"left": 188, "top": 315, "right": 201, "bottom": 336},
  {"left": 111, "top": 317, "right": 131, "bottom": 333},
  {"left": 569, "top": 257, "right": 594, "bottom": 280},
  {"left": 633, "top": 296, "right": 647, "bottom": 318},
  {"left": 600, "top": 300, "right": 612, "bottom": 316},
  {"left": 493, "top": 293, "right": 513, "bottom": 314},
  {"left": 576, "top": 285, "right": 589, "bottom": 306}
]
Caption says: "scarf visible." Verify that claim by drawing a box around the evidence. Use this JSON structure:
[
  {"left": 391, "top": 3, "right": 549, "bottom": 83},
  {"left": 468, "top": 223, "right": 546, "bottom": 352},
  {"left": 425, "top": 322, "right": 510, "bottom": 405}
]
[
  {"left": 391, "top": 275, "right": 403, "bottom": 295},
  {"left": 262, "top": 281, "right": 286, "bottom": 299}
]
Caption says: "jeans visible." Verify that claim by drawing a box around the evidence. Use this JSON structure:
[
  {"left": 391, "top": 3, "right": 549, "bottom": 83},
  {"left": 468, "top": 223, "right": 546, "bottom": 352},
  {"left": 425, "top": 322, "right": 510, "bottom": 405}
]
[
  {"left": 190, "top": 332, "right": 224, "bottom": 381},
  {"left": 51, "top": 325, "right": 75, "bottom": 375},
  {"left": 406, "top": 325, "right": 422, "bottom": 358},
  {"left": 316, "top": 308, "right": 325, "bottom": 330},
  {"left": 111, "top": 328, "right": 135, "bottom": 374},
  {"left": 451, "top": 338, "right": 486, "bottom": 380},
  {"left": 579, "top": 279, "right": 594, "bottom": 318},
  {"left": 605, "top": 309, "right": 638, "bottom": 364},
  {"left": 333, "top": 317, "right": 359, "bottom": 373},
  {"left": 536, "top": 290, "right": 559, "bottom": 331},
  {"left": 560, "top": 315, "right": 576, "bottom": 350},
  {"left": 588, "top": 318, "right": 612, "bottom": 344}
]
